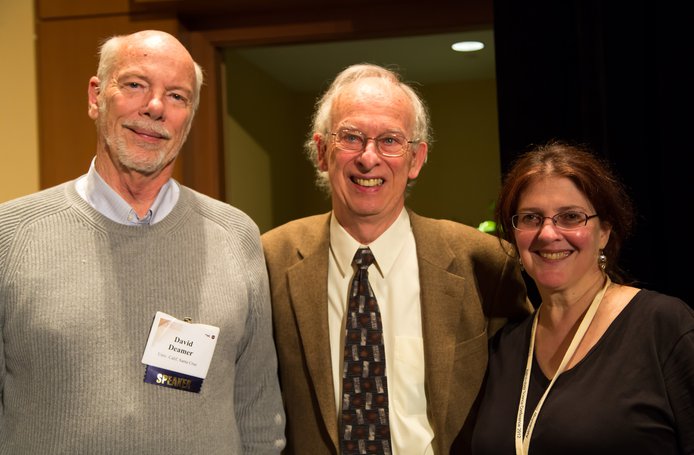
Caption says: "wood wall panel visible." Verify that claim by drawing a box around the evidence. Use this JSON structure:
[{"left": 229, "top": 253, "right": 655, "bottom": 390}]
[
  {"left": 180, "top": 31, "right": 224, "bottom": 199},
  {"left": 38, "top": 0, "right": 130, "bottom": 19}
]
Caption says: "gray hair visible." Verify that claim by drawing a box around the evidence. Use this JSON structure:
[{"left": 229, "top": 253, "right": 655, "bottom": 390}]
[
  {"left": 96, "top": 33, "right": 204, "bottom": 112},
  {"left": 305, "top": 63, "right": 431, "bottom": 193}
]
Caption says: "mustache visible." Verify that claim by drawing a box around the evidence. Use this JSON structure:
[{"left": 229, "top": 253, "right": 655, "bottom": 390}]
[{"left": 122, "top": 120, "right": 172, "bottom": 140}]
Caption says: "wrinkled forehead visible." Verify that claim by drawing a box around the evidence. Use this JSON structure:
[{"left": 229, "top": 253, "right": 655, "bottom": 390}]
[
  {"left": 114, "top": 36, "right": 195, "bottom": 84},
  {"left": 340, "top": 77, "right": 410, "bottom": 105},
  {"left": 123, "top": 31, "right": 189, "bottom": 56},
  {"left": 332, "top": 78, "right": 415, "bottom": 126}
]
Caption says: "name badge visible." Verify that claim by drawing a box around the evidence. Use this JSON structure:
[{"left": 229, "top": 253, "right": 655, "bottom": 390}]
[{"left": 141, "top": 312, "right": 219, "bottom": 393}]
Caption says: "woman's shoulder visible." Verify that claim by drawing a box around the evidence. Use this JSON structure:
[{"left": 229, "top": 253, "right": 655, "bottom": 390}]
[
  {"left": 630, "top": 289, "right": 692, "bottom": 320},
  {"left": 622, "top": 289, "right": 694, "bottom": 351}
]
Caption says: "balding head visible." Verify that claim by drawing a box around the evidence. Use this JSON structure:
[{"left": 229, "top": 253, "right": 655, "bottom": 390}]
[{"left": 96, "top": 30, "right": 204, "bottom": 112}]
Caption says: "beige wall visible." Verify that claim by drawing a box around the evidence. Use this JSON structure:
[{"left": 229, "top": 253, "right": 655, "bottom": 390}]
[
  {"left": 412, "top": 79, "right": 501, "bottom": 227},
  {"left": 221, "top": 59, "right": 274, "bottom": 233},
  {"left": 224, "top": 50, "right": 325, "bottom": 233},
  {"left": 0, "top": 0, "right": 39, "bottom": 203}
]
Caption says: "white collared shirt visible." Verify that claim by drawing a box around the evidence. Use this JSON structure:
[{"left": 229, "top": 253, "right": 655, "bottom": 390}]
[
  {"left": 75, "top": 158, "right": 179, "bottom": 225},
  {"left": 328, "top": 208, "right": 434, "bottom": 455}
]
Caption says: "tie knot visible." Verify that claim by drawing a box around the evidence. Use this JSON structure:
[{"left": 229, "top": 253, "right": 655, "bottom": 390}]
[{"left": 352, "top": 247, "right": 375, "bottom": 269}]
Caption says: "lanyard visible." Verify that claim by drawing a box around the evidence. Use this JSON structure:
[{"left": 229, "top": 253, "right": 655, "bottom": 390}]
[{"left": 514, "top": 277, "right": 611, "bottom": 455}]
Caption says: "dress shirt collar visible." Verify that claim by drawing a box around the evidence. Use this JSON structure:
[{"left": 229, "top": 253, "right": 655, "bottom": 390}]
[
  {"left": 75, "top": 158, "right": 179, "bottom": 225},
  {"left": 329, "top": 208, "right": 411, "bottom": 279}
]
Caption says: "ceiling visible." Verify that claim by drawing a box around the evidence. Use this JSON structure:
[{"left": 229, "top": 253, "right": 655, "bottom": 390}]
[
  {"left": 231, "top": 28, "right": 496, "bottom": 93},
  {"left": 129, "top": 0, "right": 496, "bottom": 93}
]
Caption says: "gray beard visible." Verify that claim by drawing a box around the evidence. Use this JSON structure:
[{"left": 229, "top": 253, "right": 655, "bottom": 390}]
[{"left": 106, "top": 134, "right": 173, "bottom": 175}]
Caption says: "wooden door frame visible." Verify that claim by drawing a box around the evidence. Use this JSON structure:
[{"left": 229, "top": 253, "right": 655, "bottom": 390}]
[{"left": 182, "top": 19, "right": 388, "bottom": 201}]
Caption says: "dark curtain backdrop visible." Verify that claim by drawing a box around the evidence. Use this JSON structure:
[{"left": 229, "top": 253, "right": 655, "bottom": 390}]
[{"left": 493, "top": 0, "right": 691, "bottom": 306}]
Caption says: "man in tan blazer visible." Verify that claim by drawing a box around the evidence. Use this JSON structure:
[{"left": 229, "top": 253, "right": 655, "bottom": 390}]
[{"left": 262, "top": 64, "right": 530, "bottom": 454}]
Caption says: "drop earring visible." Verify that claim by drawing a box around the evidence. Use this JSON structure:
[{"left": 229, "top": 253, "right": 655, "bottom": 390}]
[
  {"left": 598, "top": 250, "right": 607, "bottom": 271},
  {"left": 518, "top": 257, "right": 525, "bottom": 272}
]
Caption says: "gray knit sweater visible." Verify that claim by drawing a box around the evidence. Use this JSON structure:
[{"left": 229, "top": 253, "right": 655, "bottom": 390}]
[{"left": 0, "top": 181, "right": 286, "bottom": 454}]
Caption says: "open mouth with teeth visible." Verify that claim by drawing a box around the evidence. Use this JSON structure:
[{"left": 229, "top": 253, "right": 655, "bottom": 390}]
[
  {"left": 538, "top": 251, "right": 572, "bottom": 260},
  {"left": 352, "top": 177, "right": 384, "bottom": 187}
]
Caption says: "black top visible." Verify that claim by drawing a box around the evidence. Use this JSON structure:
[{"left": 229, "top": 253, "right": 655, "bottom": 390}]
[{"left": 471, "top": 290, "right": 694, "bottom": 454}]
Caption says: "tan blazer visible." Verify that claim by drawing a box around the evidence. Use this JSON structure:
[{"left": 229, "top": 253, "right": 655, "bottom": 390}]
[{"left": 262, "top": 210, "right": 530, "bottom": 454}]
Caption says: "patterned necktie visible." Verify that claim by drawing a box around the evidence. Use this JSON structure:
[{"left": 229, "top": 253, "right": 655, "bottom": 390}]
[{"left": 341, "top": 247, "right": 391, "bottom": 455}]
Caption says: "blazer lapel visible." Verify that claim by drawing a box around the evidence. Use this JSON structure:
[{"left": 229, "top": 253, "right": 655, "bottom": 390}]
[
  {"left": 411, "top": 212, "right": 467, "bottom": 444},
  {"left": 285, "top": 216, "right": 340, "bottom": 448}
]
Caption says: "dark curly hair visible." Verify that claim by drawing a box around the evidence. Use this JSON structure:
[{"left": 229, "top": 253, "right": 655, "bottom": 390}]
[{"left": 495, "top": 140, "right": 634, "bottom": 283}]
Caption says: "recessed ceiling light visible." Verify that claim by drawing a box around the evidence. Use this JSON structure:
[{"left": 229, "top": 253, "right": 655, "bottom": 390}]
[{"left": 451, "top": 41, "right": 485, "bottom": 52}]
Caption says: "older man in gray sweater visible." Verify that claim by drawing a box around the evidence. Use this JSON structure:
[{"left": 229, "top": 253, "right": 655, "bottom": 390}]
[{"left": 0, "top": 30, "right": 285, "bottom": 454}]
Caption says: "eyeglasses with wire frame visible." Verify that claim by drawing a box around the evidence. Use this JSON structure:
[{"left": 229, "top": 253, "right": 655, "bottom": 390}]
[
  {"left": 512, "top": 211, "right": 599, "bottom": 231},
  {"left": 330, "top": 128, "right": 417, "bottom": 157}
]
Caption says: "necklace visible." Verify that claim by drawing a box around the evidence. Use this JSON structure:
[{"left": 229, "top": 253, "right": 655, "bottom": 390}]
[{"left": 514, "top": 276, "right": 612, "bottom": 455}]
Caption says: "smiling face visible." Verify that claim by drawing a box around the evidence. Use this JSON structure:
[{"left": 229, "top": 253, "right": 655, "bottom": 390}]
[
  {"left": 513, "top": 176, "right": 611, "bottom": 296},
  {"left": 88, "top": 32, "right": 196, "bottom": 176},
  {"left": 315, "top": 78, "right": 427, "bottom": 237}
]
